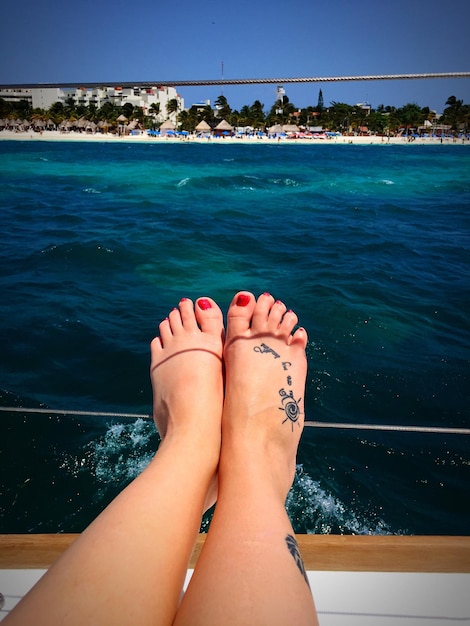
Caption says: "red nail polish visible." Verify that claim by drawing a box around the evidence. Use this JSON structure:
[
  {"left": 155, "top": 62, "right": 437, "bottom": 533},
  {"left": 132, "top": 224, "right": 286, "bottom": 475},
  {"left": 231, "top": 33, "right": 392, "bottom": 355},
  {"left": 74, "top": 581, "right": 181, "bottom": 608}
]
[
  {"left": 198, "top": 298, "right": 212, "bottom": 310},
  {"left": 180, "top": 297, "right": 189, "bottom": 302},
  {"left": 236, "top": 294, "right": 250, "bottom": 307}
]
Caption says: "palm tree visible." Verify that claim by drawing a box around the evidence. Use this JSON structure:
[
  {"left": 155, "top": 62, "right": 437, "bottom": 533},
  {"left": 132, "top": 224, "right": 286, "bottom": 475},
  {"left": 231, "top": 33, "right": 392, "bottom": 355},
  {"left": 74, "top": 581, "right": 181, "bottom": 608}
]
[
  {"left": 397, "top": 103, "right": 426, "bottom": 133},
  {"left": 214, "top": 94, "right": 231, "bottom": 120},
  {"left": 166, "top": 98, "right": 179, "bottom": 120},
  {"left": 149, "top": 102, "right": 160, "bottom": 122},
  {"left": 442, "top": 95, "right": 464, "bottom": 131}
]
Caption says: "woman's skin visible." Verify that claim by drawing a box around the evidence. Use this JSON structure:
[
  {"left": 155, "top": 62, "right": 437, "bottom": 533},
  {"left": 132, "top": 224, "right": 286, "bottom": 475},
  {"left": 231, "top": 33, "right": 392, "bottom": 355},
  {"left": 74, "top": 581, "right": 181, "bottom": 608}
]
[
  {"left": 175, "top": 292, "right": 318, "bottom": 625},
  {"left": 4, "top": 292, "right": 318, "bottom": 626}
]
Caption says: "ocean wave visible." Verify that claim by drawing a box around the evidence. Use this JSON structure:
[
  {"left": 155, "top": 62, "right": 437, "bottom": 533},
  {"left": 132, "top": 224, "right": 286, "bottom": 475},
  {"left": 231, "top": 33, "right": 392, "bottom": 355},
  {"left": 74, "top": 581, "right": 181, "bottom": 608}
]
[
  {"left": 286, "top": 465, "right": 395, "bottom": 535},
  {"left": 82, "top": 187, "right": 102, "bottom": 194},
  {"left": 64, "top": 420, "right": 394, "bottom": 535},
  {"left": 61, "top": 419, "right": 156, "bottom": 501}
]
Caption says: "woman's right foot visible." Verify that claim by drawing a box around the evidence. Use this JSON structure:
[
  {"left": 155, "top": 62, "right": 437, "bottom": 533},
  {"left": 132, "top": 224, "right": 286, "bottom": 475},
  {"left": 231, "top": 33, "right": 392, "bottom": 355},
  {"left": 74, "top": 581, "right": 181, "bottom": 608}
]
[
  {"left": 221, "top": 291, "right": 308, "bottom": 499},
  {"left": 150, "top": 296, "right": 224, "bottom": 509}
]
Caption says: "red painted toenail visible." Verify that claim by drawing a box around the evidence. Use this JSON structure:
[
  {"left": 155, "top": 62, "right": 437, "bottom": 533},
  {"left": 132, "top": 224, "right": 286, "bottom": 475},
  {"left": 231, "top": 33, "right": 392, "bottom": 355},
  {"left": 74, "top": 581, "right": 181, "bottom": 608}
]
[
  {"left": 180, "top": 297, "right": 189, "bottom": 302},
  {"left": 198, "top": 298, "right": 212, "bottom": 310},
  {"left": 236, "top": 294, "right": 250, "bottom": 306}
]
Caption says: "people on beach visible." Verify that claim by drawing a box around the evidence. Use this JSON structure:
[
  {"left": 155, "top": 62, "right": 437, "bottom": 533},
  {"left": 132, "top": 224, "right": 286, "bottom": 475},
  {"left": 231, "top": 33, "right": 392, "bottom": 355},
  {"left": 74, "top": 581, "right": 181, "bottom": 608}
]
[{"left": 4, "top": 291, "right": 319, "bottom": 626}]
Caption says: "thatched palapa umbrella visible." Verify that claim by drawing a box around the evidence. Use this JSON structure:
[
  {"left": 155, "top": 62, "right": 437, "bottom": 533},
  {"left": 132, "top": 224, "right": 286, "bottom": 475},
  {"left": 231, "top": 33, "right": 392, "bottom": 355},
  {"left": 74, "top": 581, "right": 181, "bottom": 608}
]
[
  {"left": 214, "top": 119, "right": 234, "bottom": 137},
  {"left": 159, "top": 119, "right": 176, "bottom": 136},
  {"left": 195, "top": 120, "right": 212, "bottom": 135}
]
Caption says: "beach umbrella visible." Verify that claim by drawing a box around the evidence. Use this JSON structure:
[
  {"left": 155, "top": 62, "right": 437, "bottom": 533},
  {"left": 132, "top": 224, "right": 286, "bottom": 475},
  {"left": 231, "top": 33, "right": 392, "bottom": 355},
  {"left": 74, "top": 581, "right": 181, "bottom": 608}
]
[
  {"left": 195, "top": 120, "right": 212, "bottom": 132},
  {"left": 116, "top": 114, "right": 128, "bottom": 123},
  {"left": 282, "top": 124, "right": 300, "bottom": 134},
  {"left": 214, "top": 119, "right": 233, "bottom": 131}
]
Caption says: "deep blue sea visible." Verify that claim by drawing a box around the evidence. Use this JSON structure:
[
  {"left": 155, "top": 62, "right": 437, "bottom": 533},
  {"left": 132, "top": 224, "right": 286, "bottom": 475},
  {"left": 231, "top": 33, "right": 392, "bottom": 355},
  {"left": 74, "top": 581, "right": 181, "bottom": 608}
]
[{"left": 1, "top": 139, "right": 469, "bottom": 536}]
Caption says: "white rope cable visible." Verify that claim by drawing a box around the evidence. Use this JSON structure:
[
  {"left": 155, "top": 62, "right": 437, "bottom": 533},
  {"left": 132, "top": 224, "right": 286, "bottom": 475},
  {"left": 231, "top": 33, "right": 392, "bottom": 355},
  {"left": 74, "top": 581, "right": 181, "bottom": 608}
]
[
  {"left": 1, "top": 72, "right": 469, "bottom": 90},
  {"left": 1, "top": 406, "right": 469, "bottom": 435},
  {"left": 303, "top": 421, "right": 470, "bottom": 435}
]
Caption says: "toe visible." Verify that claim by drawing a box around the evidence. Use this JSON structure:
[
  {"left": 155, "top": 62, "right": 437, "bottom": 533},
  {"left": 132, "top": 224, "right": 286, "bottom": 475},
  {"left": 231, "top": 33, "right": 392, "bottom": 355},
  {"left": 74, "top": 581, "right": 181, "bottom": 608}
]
[
  {"left": 178, "top": 297, "right": 198, "bottom": 331},
  {"left": 288, "top": 326, "right": 308, "bottom": 349},
  {"left": 266, "top": 299, "right": 287, "bottom": 330},
  {"left": 195, "top": 297, "right": 224, "bottom": 336},
  {"left": 251, "top": 292, "right": 275, "bottom": 329},
  {"left": 226, "top": 291, "right": 256, "bottom": 336},
  {"left": 154, "top": 318, "right": 172, "bottom": 350},
  {"left": 279, "top": 309, "right": 298, "bottom": 337}
]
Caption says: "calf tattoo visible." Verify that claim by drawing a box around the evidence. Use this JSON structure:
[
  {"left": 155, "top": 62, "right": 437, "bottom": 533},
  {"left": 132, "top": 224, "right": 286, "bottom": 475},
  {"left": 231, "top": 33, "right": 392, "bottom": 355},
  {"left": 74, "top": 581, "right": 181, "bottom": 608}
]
[{"left": 285, "top": 534, "right": 310, "bottom": 588}]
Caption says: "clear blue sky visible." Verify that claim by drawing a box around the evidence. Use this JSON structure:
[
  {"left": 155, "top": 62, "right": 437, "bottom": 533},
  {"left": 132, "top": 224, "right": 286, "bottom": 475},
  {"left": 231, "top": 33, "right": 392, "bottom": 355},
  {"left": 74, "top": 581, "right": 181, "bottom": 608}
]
[{"left": 2, "top": 0, "right": 469, "bottom": 114}]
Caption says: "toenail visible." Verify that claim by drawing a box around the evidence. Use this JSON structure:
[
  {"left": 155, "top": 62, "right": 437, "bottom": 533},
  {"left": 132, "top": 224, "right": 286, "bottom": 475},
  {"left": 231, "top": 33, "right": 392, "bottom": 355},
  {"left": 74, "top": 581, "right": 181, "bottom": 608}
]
[
  {"left": 180, "top": 297, "right": 189, "bottom": 302},
  {"left": 262, "top": 292, "right": 271, "bottom": 297},
  {"left": 236, "top": 294, "right": 250, "bottom": 306},
  {"left": 198, "top": 298, "right": 212, "bottom": 310}
]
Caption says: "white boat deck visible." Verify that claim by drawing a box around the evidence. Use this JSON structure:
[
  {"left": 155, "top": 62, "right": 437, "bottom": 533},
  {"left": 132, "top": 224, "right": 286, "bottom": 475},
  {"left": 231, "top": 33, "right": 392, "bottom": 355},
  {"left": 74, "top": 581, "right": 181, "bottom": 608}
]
[{"left": 1, "top": 535, "right": 469, "bottom": 624}]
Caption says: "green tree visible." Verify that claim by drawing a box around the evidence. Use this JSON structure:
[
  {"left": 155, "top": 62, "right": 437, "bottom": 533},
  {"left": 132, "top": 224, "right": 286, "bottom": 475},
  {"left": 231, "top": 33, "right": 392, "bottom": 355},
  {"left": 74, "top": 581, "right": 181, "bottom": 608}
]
[
  {"left": 317, "top": 89, "right": 324, "bottom": 111},
  {"left": 166, "top": 98, "right": 179, "bottom": 119},
  {"left": 328, "top": 102, "right": 354, "bottom": 133},
  {"left": 441, "top": 95, "right": 464, "bottom": 131},
  {"left": 122, "top": 102, "right": 135, "bottom": 119},
  {"left": 214, "top": 94, "right": 231, "bottom": 120},
  {"left": 396, "top": 103, "right": 425, "bottom": 131},
  {"left": 250, "top": 100, "right": 265, "bottom": 128},
  {"left": 149, "top": 102, "right": 160, "bottom": 119}
]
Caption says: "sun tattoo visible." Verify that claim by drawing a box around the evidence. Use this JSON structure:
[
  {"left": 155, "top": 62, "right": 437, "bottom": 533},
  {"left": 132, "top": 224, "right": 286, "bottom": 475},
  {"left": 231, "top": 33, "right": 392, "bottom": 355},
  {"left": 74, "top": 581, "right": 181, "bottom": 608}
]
[{"left": 279, "top": 388, "right": 303, "bottom": 431}]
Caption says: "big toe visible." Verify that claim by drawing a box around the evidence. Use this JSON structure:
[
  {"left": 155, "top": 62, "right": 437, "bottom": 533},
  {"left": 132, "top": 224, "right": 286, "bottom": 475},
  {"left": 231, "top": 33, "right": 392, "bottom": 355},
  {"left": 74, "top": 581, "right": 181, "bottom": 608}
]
[
  {"left": 195, "top": 297, "right": 225, "bottom": 337},
  {"left": 226, "top": 291, "right": 256, "bottom": 337}
]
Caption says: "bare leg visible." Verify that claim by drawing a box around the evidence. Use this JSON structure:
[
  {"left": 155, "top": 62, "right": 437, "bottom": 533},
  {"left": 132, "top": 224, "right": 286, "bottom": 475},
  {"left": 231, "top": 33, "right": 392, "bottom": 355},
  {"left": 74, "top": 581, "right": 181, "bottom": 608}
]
[
  {"left": 5, "top": 297, "right": 224, "bottom": 626},
  {"left": 175, "top": 292, "right": 318, "bottom": 626}
]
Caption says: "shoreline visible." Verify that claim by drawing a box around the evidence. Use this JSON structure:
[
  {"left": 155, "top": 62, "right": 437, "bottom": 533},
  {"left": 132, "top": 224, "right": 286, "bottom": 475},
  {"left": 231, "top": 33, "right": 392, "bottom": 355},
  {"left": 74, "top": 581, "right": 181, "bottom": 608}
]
[{"left": 1, "top": 129, "right": 468, "bottom": 146}]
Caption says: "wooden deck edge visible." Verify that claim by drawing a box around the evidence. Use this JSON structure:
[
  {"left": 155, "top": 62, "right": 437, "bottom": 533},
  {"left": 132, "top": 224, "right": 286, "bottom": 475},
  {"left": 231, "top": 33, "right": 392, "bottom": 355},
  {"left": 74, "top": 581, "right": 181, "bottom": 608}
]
[{"left": 1, "top": 534, "right": 469, "bottom": 572}]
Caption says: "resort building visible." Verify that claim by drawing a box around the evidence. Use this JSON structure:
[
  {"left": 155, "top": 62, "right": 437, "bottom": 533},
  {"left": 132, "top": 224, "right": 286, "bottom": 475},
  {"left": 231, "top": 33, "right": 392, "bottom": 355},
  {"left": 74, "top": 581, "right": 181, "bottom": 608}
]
[{"left": 0, "top": 86, "right": 184, "bottom": 122}]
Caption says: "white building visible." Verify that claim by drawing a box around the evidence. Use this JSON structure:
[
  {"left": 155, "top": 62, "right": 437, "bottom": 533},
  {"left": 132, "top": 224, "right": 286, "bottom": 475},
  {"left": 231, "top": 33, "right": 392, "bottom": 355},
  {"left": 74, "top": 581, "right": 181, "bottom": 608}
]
[{"left": 0, "top": 86, "right": 184, "bottom": 122}]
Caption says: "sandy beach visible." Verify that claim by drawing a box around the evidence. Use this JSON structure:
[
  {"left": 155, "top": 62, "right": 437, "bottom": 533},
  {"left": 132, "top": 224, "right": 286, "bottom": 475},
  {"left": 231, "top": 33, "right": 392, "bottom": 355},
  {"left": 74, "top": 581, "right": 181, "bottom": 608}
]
[{"left": 1, "top": 129, "right": 468, "bottom": 145}]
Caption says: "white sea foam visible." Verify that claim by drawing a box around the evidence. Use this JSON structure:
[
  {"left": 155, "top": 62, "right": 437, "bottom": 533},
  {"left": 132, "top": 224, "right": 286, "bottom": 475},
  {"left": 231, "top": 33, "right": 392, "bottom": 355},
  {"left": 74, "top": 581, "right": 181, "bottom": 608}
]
[
  {"left": 286, "top": 465, "right": 395, "bottom": 535},
  {"left": 176, "top": 177, "right": 190, "bottom": 187}
]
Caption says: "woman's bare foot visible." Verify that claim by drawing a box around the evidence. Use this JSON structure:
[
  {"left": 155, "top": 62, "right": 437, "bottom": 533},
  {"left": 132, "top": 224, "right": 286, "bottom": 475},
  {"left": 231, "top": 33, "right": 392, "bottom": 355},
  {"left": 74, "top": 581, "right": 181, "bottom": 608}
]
[
  {"left": 150, "top": 297, "right": 224, "bottom": 509},
  {"left": 221, "top": 291, "right": 308, "bottom": 500}
]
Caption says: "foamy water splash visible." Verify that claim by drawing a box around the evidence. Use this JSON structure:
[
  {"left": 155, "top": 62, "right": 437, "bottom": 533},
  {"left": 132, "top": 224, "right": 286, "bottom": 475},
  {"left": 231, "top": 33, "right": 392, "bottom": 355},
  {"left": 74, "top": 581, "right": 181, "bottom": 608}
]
[{"left": 70, "top": 420, "right": 394, "bottom": 535}]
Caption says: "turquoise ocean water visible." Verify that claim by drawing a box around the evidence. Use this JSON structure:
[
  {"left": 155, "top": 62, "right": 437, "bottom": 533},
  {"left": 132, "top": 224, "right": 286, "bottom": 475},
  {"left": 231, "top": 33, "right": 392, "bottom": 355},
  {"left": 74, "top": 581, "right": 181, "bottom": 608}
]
[{"left": 1, "top": 140, "right": 469, "bottom": 535}]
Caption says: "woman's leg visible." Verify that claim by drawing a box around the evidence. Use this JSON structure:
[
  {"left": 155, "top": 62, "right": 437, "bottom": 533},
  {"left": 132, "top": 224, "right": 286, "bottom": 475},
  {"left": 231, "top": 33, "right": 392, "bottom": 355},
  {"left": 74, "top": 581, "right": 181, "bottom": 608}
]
[
  {"left": 175, "top": 292, "right": 318, "bottom": 626},
  {"left": 5, "top": 297, "right": 224, "bottom": 626}
]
